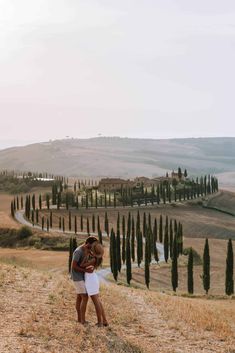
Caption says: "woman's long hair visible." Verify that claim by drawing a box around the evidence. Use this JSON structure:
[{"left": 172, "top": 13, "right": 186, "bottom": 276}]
[{"left": 95, "top": 256, "right": 103, "bottom": 268}]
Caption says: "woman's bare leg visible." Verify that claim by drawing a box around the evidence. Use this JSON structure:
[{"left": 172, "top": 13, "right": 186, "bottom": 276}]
[
  {"left": 100, "top": 301, "right": 108, "bottom": 325},
  {"left": 90, "top": 294, "right": 102, "bottom": 324}
]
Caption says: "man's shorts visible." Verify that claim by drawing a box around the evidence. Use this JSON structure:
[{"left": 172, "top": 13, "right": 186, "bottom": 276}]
[{"left": 73, "top": 280, "right": 87, "bottom": 294}]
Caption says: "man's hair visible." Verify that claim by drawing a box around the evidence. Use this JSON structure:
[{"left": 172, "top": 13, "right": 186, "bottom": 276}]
[{"left": 85, "top": 236, "right": 98, "bottom": 245}]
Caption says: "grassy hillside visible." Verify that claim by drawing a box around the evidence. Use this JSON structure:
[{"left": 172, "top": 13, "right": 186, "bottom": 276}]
[{"left": 0, "top": 137, "right": 235, "bottom": 182}]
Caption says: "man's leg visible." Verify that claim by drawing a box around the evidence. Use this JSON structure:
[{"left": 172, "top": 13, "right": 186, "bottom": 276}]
[
  {"left": 76, "top": 294, "right": 82, "bottom": 322},
  {"left": 80, "top": 294, "right": 88, "bottom": 324},
  {"left": 90, "top": 295, "right": 102, "bottom": 325}
]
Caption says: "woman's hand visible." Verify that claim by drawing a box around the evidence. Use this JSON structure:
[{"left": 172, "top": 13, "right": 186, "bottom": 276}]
[{"left": 85, "top": 265, "right": 94, "bottom": 273}]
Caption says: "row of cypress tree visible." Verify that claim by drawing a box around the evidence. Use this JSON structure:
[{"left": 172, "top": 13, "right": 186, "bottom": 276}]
[
  {"left": 109, "top": 232, "right": 234, "bottom": 296},
  {"left": 18, "top": 173, "right": 219, "bottom": 212}
]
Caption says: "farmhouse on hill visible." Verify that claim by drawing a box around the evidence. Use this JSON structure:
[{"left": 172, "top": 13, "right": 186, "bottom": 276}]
[{"left": 98, "top": 178, "right": 133, "bottom": 192}]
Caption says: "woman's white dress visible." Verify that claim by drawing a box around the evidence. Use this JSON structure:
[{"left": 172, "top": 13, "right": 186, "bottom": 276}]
[{"left": 85, "top": 272, "right": 100, "bottom": 296}]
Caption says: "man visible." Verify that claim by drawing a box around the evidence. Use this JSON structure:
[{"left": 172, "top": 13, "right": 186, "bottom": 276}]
[{"left": 71, "top": 236, "right": 98, "bottom": 324}]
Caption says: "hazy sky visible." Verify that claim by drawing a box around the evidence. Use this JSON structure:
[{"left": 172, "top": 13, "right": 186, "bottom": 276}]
[{"left": 0, "top": 0, "right": 235, "bottom": 148}]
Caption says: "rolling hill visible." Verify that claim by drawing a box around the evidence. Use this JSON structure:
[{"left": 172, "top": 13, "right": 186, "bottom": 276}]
[{"left": 0, "top": 137, "right": 235, "bottom": 186}]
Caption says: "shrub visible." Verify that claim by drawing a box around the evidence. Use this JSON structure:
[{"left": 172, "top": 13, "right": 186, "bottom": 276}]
[
  {"left": 183, "top": 247, "right": 202, "bottom": 265},
  {"left": 17, "top": 226, "right": 33, "bottom": 239}
]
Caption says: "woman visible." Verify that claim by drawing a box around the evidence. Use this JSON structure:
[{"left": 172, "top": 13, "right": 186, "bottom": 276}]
[{"left": 81, "top": 242, "right": 108, "bottom": 327}]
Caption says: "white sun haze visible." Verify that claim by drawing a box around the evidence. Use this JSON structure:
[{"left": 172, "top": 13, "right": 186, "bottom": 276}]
[{"left": 0, "top": 0, "right": 235, "bottom": 148}]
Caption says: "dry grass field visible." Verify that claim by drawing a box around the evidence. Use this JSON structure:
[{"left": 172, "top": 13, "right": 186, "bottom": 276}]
[
  {"left": 0, "top": 258, "right": 234, "bottom": 353},
  {"left": 206, "top": 190, "right": 235, "bottom": 215},
  {"left": 0, "top": 193, "right": 20, "bottom": 228},
  {"left": 0, "top": 189, "right": 235, "bottom": 352}
]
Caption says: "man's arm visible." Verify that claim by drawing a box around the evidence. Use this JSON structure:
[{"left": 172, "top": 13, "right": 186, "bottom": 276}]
[{"left": 72, "top": 260, "right": 93, "bottom": 273}]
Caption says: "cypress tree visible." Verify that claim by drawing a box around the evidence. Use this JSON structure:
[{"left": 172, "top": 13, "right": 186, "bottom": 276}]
[
  {"left": 127, "top": 212, "right": 131, "bottom": 238},
  {"left": 98, "top": 229, "right": 103, "bottom": 244},
  {"left": 90, "top": 191, "right": 93, "bottom": 208},
  {"left": 126, "top": 232, "right": 132, "bottom": 285},
  {"left": 74, "top": 216, "right": 77, "bottom": 234},
  {"left": 72, "top": 237, "right": 78, "bottom": 252},
  {"left": 164, "top": 223, "right": 169, "bottom": 263},
  {"left": 39, "top": 194, "right": 42, "bottom": 210},
  {"left": 147, "top": 227, "right": 152, "bottom": 264},
  {"left": 116, "top": 214, "right": 121, "bottom": 272},
  {"left": 153, "top": 218, "right": 158, "bottom": 242},
  {"left": 50, "top": 211, "right": 53, "bottom": 228},
  {"left": 92, "top": 214, "right": 95, "bottom": 233},
  {"left": 202, "top": 238, "right": 210, "bottom": 294},
  {"left": 136, "top": 229, "right": 142, "bottom": 267},
  {"left": 32, "top": 194, "right": 35, "bottom": 210},
  {"left": 104, "top": 190, "right": 107, "bottom": 208},
  {"left": 104, "top": 212, "right": 109, "bottom": 236},
  {"left": 31, "top": 209, "right": 34, "bottom": 226},
  {"left": 95, "top": 190, "right": 98, "bottom": 208},
  {"left": 122, "top": 215, "right": 126, "bottom": 264},
  {"left": 87, "top": 218, "right": 90, "bottom": 235},
  {"left": 148, "top": 213, "right": 152, "bottom": 233},
  {"left": 62, "top": 217, "right": 65, "bottom": 232},
  {"left": 145, "top": 231, "right": 150, "bottom": 289},
  {"left": 27, "top": 196, "right": 30, "bottom": 218},
  {"left": 11, "top": 201, "right": 14, "bottom": 217},
  {"left": 59, "top": 216, "right": 62, "bottom": 229},
  {"left": 46, "top": 194, "right": 50, "bottom": 210},
  {"left": 180, "top": 223, "right": 184, "bottom": 254},
  {"left": 188, "top": 247, "right": 194, "bottom": 294},
  {"left": 111, "top": 229, "right": 118, "bottom": 281},
  {"left": 114, "top": 192, "right": 116, "bottom": 208},
  {"left": 57, "top": 192, "right": 61, "bottom": 210},
  {"left": 169, "top": 219, "right": 173, "bottom": 259},
  {"left": 97, "top": 215, "right": 100, "bottom": 232},
  {"left": 136, "top": 210, "right": 140, "bottom": 232},
  {"left": 225, "top": 239, "right": 234, "bottom": 296},
  {"left": 131, "top": 217, "right": 135, "bottom": 262},
  {"left": 47, "top": 218, "right": 49, "bottom": 232},
  {"left": 171, "top": 235, "right": 178, "bottom": 292},
  {"left": 159, "top": 215, "right": 163, "bottom": 243},
  {"left": 110, "top": 228, "right": 114, "bottom": 272},
  {"left": 116, "top": 226, "right": 121, "bottom": 272},
  {"left": 153, "top": 221, "right": 159, "bottom": 263},
  {"left": 143, "top": 212, "right": 147, "bottom": 237},
  {"left": 42, "top": 216, "right": 45, "bottom": 231}
]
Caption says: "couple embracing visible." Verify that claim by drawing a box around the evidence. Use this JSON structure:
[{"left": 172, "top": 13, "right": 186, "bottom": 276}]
[{"left": 71, "top": 236, "right": 108, "bottom": 327}]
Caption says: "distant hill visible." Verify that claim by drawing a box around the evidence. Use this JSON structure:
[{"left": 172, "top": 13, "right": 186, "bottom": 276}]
[{"left": 0, "top": 137, "right": 235, "bottom": 186}]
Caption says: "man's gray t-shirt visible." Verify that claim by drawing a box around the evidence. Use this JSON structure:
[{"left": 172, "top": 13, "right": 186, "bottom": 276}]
[{"left": 71, "top": 246, "right": 85, "bottom": 281}]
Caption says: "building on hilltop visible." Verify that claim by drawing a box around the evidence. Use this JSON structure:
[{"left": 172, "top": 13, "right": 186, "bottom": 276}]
[
  {"left": 134, "top": 176, "right": 160, "bottom": 188},
  {"left": 171, "top": 171, "right": 185, "bottom": 181},
  {"left": 98, "top": 178, "right": 133, "bottom": 192}
]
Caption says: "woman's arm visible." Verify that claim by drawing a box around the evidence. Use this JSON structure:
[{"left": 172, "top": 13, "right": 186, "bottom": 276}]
[{"left": 80, "top": 256, "right": 96, "bottom": 268}]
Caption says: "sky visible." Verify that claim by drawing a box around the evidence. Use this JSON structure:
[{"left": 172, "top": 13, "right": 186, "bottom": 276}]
[{"left": 0, "top": 0, "right": 235, "bottom": 149}]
